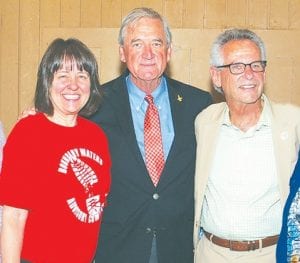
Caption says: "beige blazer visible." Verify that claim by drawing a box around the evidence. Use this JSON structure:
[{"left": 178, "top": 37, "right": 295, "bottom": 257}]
[{"left": 193, "top": 95, "right": 300, "bottom": 251}]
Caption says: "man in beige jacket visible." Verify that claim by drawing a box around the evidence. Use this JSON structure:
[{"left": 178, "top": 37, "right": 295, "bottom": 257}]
[{"left": 193, "top": 28, "right": 300, "bottom": 262}]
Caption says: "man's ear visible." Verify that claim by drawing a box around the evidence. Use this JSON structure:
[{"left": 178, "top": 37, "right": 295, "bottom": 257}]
[
  {"left": 210, "top": 66, "right": 221, "bottom": 88},
  {"left": 166, "top": 43, "right": 172, "bottom": 63},
  {"left": 119, "top": 46, "right": 126, "bottom": 63}
]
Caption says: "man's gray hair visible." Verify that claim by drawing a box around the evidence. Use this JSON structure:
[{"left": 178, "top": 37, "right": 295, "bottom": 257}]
[
  {"left": 118, "top": 7, "right": 172, "bottom": 47},
  {"left": 210, "top": 28, "right": 267, "bottom": 66}
]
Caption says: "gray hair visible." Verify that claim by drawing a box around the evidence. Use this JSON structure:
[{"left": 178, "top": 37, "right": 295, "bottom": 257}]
[
  {"left": 118, "top": 7, "right": 172, "bottom": 47},
  {"left": 210, "top": 28, "right": 266, "bottom": 66},
  {"left": 210, "top": 28, "right": 267, "bottom": 93}
]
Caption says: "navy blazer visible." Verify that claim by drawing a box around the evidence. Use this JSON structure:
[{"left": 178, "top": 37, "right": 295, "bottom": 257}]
[
  {"left": 277, "top": 151, "right": 300, "bottom": 262},
  {"left": 90, "top": 71, "right": 212, "bottom": 263}
]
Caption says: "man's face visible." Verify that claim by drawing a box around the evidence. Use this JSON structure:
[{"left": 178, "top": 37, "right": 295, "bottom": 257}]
[
  {"left": 211, "top": 39, "right": 266, "bottom": 107},
  {"left": 119, "top": 17, "right": 172, "bottom": 90}
]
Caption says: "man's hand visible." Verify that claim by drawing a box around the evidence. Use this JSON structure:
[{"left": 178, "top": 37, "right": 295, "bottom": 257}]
[{"left": 18, "top": 107, "right": 37, "bottom": 120}]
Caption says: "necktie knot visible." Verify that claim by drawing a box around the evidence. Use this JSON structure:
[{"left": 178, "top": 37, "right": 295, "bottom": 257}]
[{"left": 145, "top": 95, "right": 154, "bottom": 105}]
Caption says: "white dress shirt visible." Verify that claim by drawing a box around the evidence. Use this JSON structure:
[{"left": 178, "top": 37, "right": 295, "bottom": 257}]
[{"left": 201, "top": 103, "right": 282, "bottom": 240}]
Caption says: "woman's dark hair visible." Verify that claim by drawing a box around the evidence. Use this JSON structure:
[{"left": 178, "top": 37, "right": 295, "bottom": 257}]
[{"left": 34, "top": 38, "right": 102, "bottom": 117}]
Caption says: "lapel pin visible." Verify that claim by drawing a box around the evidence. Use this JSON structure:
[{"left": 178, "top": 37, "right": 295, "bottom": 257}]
[{"left": 177, "top": 94, "right": 183, "bottom": 102}]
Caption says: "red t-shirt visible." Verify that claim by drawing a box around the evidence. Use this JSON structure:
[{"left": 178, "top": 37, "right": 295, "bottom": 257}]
[{"left": 0, "top": 113, "right": 111, "bottom": 262}]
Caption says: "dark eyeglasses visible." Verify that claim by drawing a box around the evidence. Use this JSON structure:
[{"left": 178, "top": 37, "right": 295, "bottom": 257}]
[{"left": 216, "top": 60, "right": 267, "bottom": 75}]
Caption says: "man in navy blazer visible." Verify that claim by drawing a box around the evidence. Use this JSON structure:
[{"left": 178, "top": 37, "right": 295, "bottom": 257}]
[{"left": 90, "top": 7, "right": 212, "bottom": 263}]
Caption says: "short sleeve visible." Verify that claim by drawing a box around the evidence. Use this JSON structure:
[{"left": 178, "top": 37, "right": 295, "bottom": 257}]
[{"left": 0, "top": 119, "right": 37, "bottom": 209}]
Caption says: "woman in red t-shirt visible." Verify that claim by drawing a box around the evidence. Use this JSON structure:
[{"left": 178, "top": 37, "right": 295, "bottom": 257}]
[{"left": 0, "top": 38, "right": 111, "bottom": 262}]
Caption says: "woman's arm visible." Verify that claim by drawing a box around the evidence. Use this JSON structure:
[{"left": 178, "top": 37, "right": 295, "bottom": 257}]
[{"left": 1, "top": 205, "right": 28, "bottom": 263}]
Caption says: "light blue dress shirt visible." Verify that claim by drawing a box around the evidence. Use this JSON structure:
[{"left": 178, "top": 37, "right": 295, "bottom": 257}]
[{"left": 126, "top": 75, "right": 174, "bottom": 161}]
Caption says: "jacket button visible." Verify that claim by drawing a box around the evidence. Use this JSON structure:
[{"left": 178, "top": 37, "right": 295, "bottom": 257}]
[{"left": 153, "top": 193, "right": 160, "bottom": 200}]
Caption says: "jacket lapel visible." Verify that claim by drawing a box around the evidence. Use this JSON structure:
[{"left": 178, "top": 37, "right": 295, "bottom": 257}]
[
  {"left": 271, "top": 114, "right": 296, "bottom": 205},
  {"left": 109, "top": 74, "right": 150, "bottom": 182},
  {"left": 156, "top": 80, "right": 188, "bottom": 188}
]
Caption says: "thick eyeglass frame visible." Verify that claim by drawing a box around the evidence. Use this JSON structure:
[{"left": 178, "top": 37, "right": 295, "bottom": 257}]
[{"left": 216, "top": 60, "right": 267, "bottom": 75}]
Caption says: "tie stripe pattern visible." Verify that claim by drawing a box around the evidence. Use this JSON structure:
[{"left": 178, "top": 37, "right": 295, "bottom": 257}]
[{"left": 144, "top": 95, "right": 165, "bottom": 186}]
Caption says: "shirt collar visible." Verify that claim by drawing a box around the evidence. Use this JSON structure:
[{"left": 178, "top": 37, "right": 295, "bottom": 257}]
[
  {"left": 126, "top": 74, "right": 167, "bottom": 111},
  {"left": 222, "top": 94, "right": 271, "bottom": 131}
]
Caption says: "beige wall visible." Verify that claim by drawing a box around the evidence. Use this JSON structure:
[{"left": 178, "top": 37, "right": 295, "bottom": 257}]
[{"left": 1, "top": 0, "right": 300, "bottom": 134}]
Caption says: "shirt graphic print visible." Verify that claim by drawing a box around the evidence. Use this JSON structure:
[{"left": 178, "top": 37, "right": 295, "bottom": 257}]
[
  {"left": 58, "top": 147, "right": 106, "bottom": 224},
  {"left": 287, "top": 189, "right": 300, "bottom": 262}
]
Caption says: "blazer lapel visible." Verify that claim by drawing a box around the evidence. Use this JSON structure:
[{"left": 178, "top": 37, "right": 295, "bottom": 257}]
[
  {"left": 267, "top": 97, "right": 297, "bottom": 205},
  {"left": 193, "top": 121, "right": 220, "bottom": 244},
  {"left": 157, "top": 82, "right": 188, "bottom": 188},
  {"left": 272, "top": 119, "right": 294, "bottom": 205},
  {"left": 109, "top": 75, "right": 150, "bottom": 180}
]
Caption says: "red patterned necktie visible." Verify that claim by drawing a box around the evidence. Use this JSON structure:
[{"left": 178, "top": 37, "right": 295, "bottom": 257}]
[{"left": 144, "top": 95, "right": 165, "bottom": 186}]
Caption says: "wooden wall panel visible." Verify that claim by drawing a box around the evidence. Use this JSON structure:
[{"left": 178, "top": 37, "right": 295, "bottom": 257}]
[
  {"left": 226, "top": 0, "right": 247, "bottom": 28},
  {"left": 269, "top": 0, "right": 289, "bottom": 29},
  {"left": 81, "top": 0, "right": 102, "bottom": 27},
  {"left": 101, "top": 0, "right": 122, "bottom": 27},
  {"left": 290, "top": 0, "right": 300, "bottom": 29},
  {"left": 122, "top": 0, "right": 142, "bottom": 18},
  {"left": 265, "top": 57, "right": 293, "bottom": 103},
  {"left": 167, "top": 47, "right": 191, "bottom": 85},
  {"left": 257, "top": 30, "right": 300, "bottom": 103},
  {"left": 61, "top": 0, "right": 81, "bottom": 27},
  {"left": 182, "top": 0, "right": 204, "bottom": 28},
  {"left": 140, "top": 0, "right": 163, "bottom": 14},
  {"left": 0, "top": 1, "right": 19, "bottom": 135},
  {"left": 248, "top": 0, "right": 269, "bottom": 28},
  {"left": 292, "top": 64, "right": 300, "bottom": 106},
  {"left": 40, "top": 0, "right": 61, "bottom": 27},
  {"left": 204, "top": 0, "right": 226, "bottom": 28},
  {"left": 19, "top": 0, "right": 40, "bottom": 113},
  {"left": 164, "top": 0, "right": 184, "bottom": 28}
]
